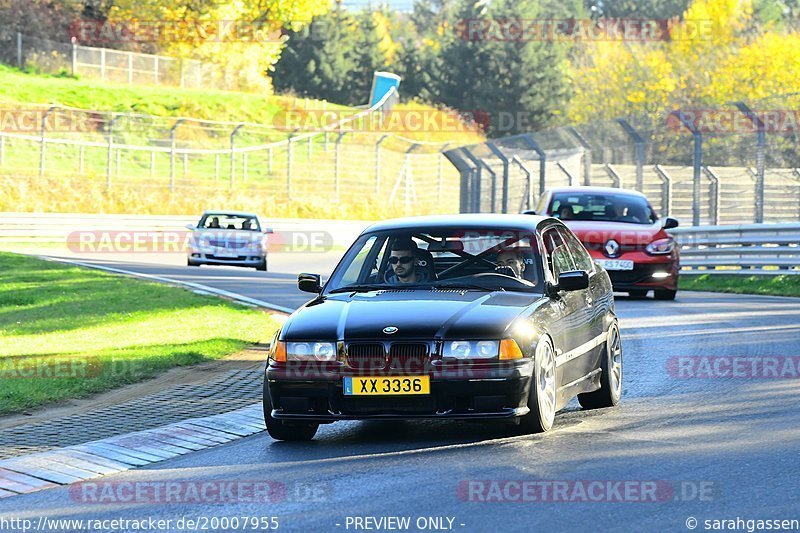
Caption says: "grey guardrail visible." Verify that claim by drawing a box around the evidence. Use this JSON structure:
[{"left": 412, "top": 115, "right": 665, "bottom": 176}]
[{"left": 670, "top": 222, "right": 800, "bottom": 274}]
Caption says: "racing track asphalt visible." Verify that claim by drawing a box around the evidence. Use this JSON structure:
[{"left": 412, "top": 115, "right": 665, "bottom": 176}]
[{"left": 2, "top": 250, "right": 800, "bottom": 532}]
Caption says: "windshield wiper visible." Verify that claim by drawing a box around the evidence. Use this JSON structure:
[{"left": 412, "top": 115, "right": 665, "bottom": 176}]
[
  {"left": 328, "top": 284, "right": 388, "bottom": 294},
  {"left": 434, "top": 281, "right": 502, "bottom": 292}
]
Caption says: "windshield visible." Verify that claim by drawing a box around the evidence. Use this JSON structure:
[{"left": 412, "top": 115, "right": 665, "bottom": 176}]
[
  {"left": 548, "top": 192, "right": 658, "bottom": 225},
  {"left": 325, "top": 228, "right": 544, "bottom": 294},
  {"left": 198, "top": 214, "right": 261, "bottom": 231}
]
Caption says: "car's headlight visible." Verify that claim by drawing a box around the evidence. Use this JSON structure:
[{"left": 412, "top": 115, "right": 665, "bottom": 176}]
[
  {"left": 442, "top": 339, "right": 523, "bottom": 360},
  {"left": 646, "top": 237, "right": 675, "bottom": 255},
  {"left": 246, "top": 241, "right": 261, "bottom": 252},
  {"left": 442, "top": 340, "right": 500, "bottom": 359},
  {"left": 285, "top": 341, "right": 337, "bottom": 361}
]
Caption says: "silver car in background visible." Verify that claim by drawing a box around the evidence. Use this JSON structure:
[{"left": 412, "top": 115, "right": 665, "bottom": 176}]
[{"left": 186, "top": 211, "right": 271, "bottom": 271}]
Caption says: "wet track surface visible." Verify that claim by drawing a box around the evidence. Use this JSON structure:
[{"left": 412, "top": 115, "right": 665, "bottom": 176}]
[{"left": 3, "top": 253, "right": 800, "bottom": 532}]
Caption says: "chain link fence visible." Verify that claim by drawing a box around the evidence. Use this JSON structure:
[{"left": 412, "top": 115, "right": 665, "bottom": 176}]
[
  {"left": 448, "top": 96, "right": 800, "bottom": 225},
  {"left": 0, "top": 32, "right": 259, "bottom": 92},
  {"left": 0, "top": 91, "right": 461, "bottom": 215}
]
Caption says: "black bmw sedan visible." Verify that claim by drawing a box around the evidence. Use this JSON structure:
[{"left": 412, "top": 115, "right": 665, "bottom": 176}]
[{"left": 264, "top": 214, "right": 622, "bottom": 440}]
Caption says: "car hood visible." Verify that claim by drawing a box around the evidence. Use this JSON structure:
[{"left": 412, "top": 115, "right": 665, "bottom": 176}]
[
  {"left": 282, "top": 289, "right": 545, "bottom": 341},
  {"left": 563, "top": 220, "right": 667, "bottom": 246}
]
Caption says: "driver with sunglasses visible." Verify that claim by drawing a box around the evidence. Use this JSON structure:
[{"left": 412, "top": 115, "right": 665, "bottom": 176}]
[{"left": 385, "top": 238, "right": 431, "bottom": 284}]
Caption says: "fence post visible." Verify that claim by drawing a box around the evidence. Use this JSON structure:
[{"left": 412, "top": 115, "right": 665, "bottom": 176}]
[
  {"left": 229, "top": 124, "right": 244, "bottom": 189},
  {"left": 521, "top": 134, "right": 547, "bottom": 197},
  {"left": 460, "top": 149, "right": 484, "bottom": 212},
  {"left": 375, "top": 134, "right": 389, "bottom": 195},
  {"left": 567, "top": 127, "right": 592, "bottom": 186},
  {"left": 557, "top": 162, "right": 575, "bottom": 186},
  {"left": 169, "top": 119, "right": 184, "bottom": 193},
  {"left": 616, "top": 118, "right": 645, "bottom": 192},
  {"left": 39, "top": 107, "right": 56, "bottom": 180},
  {"left": 154, "top": 56, "right": 159, "bottom": 84},
  {"left": 335, "top": 132, "right": 347, "bottom": 199},
  {"left": 511, "top": 156, "right": 534, "bottom": 211},
  {"left": 671, "top": 111, "right": 702, "bottom": 226},
  {"left": 106, "top": 114, "right": 120, "bottom": 189},
  {"left": 128, "top": 52, "right": 133, "bottom": 84},
  {"left": 487, "top": 142, "right": 510, "bottom": 213},
  {"left": 654, "top": 164, "right": 673, "bottom": 217},
  {"left": 287, "top": 133, "right": 295, "bottom": 200},
  {"left": 733, "top": 102, "right": 765, "bottom": 223},
  {"left": 438, "top": 143, "right": 450, "bottom": 204},
  {"left": 71, "top": 42, "right": 77, "bottom": 75},
  {"left": 116, "top": 149, "right": 121, "bottom": 176},
  {"left": 100, "top": 48, "right": 106, "bottom": 81},
  {"left": 604, "top": 163, "right": 621, "bottom": 187},
  {"left": 702, "top": 166, "right": 720, "bottom": 226}
]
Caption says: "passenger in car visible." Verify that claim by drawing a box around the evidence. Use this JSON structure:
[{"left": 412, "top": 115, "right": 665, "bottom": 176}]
[{"left": 207, "top": 217, "right": 221, "bottom": 229}]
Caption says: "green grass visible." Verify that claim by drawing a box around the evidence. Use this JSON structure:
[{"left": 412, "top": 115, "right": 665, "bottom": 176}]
[
  {"left": 679, "top": 274, "right": 800, "bottom": 297},
  {"left": 0, "top": 252, "right": 281, "bottom": 415}
]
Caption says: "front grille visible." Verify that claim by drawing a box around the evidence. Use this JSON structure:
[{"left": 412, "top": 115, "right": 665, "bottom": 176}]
[
  {"left": 388, "top": 343, "right": 429, "bottom": 374},
  {"left": 209, "top": 240, "right": 246, "bottom": 249},
  {"left": 207, "top": 254, "right": 247, "bottom": 261},
  {"left": 346, "top": 343, "right": 386, "bottom": 372}
]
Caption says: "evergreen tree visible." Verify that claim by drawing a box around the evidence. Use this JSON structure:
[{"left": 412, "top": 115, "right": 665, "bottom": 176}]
[{"left": 353, "top": 10, "right": 389, "bottom": 101}]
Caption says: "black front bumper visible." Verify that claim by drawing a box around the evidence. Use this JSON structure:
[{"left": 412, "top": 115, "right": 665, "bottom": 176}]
[{"left": 266, "top": 360, "right": 533, "bottom": 422}]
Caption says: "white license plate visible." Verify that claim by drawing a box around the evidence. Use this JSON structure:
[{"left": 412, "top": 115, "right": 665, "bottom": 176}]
[
  {"left": 596, "top": 259, "right": 634, "bottom": 271},
  {"left": 215, "top": 248, "right": 238, "bottom": 258}
]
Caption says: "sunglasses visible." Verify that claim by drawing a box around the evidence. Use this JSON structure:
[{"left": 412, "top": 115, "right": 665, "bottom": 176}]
[{"left": 388, "top": 255, "right": 415, "bottom": 265}]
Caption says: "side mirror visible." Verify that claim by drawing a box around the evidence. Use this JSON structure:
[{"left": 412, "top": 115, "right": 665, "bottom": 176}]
[
  {"left": 556, "top": 270, "right": 589, "bottom": 292},
  {"left": 298, "top": 273, "right": 322, "bottom": 294},
  {"left": 263, "top": 228, "right": 274, "bottom": 234},
  {"left": 185, "top": 223, "right": 195, "bottom": 230},
  {"left": 663, "top": 217, "right": 679, "bottom": 230}
]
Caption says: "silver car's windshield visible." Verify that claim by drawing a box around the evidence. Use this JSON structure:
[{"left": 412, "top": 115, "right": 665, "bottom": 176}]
[
  {"left": 325, "top": 228, "right": 544, "bottom": 294},
  {"left": 198, "top": 214, "right": 261, "bottom": 231}
]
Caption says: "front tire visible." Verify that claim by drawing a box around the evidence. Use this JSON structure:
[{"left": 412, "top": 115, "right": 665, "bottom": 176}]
[
  {"left": 517, "top": 336, "right": 557, "bottom": 434},
  {"left": 628, "top": 290, "right": 648, "bottom": 298},
  {"left": 262, "top": 381, "right": 318, "bottom": 441},
  {"left": 578, "top": 322, "right": 623, "bottom": 409},
  {"left": 654, "top": 289, "right": 676, "bottom": 300},
  {"left": 256, "top": 257, "right": 268, "bottom": 272}
]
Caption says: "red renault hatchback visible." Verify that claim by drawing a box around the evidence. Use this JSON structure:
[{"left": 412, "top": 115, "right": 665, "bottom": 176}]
[{"left": 530, "top": 187, "right": 680, "bottom": 300}]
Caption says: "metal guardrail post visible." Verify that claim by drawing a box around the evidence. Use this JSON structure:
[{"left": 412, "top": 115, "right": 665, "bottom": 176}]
[
  {"left": 106, "top": 113, "right": 121, "bottom": 190},
  {"left": 443, "top": 148, "right": 478, "bottom": 213},
  {"left": 520, "top": 134, "right": 547, "bottom": 196},
  {"left": 39, "top": 106, "right": 56, "bottom": 180},
  {"left": 567, "top": 127, "right": 592, "bottom": 186},
  {"left": 486, "top": 142, "right": 510, "bottom": 213},
  {"left": 229, "top": 123, "right": 244, "bottom": 189},
  {"left": 169, "top": 119, "right": 184, "bottom": 193},
  {"left": 616, "top": 119, "right": 645, "bottom": 192},
  {"left": 733, "top": 102, "right": 765, "bottom": 223},
  {"left": 654, "top": 164, "right": 673, "bottom": 217},
  {"left": 702, "top": 166, "right": 721, "bottom": 226},
  {"left": 671, "top": 111, "right": 703, "bottom": 226},
  {"left": 71, "top": 42, "right": 77, "bottom": 75},
  {"left": 17, "top": 32, "right": 22, "bottom": 67}
]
